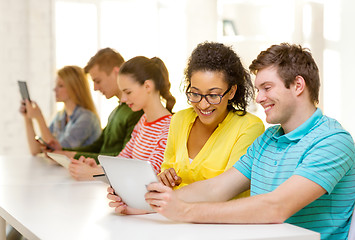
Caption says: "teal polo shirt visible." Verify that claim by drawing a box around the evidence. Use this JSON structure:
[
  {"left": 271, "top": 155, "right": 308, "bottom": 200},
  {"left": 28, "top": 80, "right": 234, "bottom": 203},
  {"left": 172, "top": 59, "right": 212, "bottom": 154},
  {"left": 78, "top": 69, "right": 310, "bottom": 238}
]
[{"left": 234, "top": 108, "right": 355, "bottom": 240}]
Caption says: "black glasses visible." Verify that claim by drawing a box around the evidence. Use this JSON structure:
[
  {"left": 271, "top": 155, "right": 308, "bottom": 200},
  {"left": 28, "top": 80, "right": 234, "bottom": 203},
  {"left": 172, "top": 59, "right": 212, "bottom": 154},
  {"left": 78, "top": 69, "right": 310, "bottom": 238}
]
[{"left": 186, "top": 86, "right": 231, "bottom": 105}]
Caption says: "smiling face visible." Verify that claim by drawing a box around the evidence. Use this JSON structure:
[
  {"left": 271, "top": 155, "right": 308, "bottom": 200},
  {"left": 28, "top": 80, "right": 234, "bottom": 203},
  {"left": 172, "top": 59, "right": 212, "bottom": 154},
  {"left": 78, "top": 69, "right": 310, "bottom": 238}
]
[
  {"left": 118, "top": 73, "right": 148, "bottom": 112},
  {"left": 255, "top": 67, "right": 297, "bottom": 127},
  {"left": 189, "top": 70, "right": 236, "bottom": 128},
  {"left": 54, "top": 77, "right": 70, "bottom": 102},
  {"left": 88, "top": 64, "right": 120, "bottom": 99}
]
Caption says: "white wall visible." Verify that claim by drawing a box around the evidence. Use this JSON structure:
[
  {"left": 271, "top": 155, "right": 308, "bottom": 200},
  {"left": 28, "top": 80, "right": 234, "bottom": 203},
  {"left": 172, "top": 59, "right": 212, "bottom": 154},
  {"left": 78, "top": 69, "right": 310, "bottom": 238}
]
[
  {"left": 0, "top": 0, "right": 55, "bottom": 155},
  {"left": 335, "top": 0, "right": 355, "bottom": 137},
  {"left": 1, "top": 0, "right": 354, "bottom": 156}
]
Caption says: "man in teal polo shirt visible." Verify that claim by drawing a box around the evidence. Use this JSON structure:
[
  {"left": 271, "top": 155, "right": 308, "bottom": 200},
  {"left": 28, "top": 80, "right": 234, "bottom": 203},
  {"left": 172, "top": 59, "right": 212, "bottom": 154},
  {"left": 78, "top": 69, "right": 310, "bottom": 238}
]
[{"left": 110, "top": 43, "right": 355, "bottom": 240}]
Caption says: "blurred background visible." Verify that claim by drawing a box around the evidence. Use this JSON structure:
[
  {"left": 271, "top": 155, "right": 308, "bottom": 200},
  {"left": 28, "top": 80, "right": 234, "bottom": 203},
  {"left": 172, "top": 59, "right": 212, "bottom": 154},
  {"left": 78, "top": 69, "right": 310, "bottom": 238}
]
[{"left": 1, "top": 0, "right": 354, "bottom": 155}]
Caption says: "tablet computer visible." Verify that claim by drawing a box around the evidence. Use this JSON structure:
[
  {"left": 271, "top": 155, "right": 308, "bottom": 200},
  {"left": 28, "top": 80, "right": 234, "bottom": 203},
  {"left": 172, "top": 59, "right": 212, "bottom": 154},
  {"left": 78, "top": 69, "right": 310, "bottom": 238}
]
[
  {"left": 17, "top": 80, "right": 31, "bottom": 101},
  {"left": 98, "top": 155, "right": 158, "bottom": 211},
  {"left": 47, "top": 152, "right": 71, "bottom": 169}
]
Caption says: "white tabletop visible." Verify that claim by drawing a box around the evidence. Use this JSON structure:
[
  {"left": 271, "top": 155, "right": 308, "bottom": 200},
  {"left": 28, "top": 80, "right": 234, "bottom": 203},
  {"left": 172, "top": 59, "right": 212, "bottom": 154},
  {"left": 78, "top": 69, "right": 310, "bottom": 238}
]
[{"left": 0, "top": 155, "right": 321, "bottom": 240}]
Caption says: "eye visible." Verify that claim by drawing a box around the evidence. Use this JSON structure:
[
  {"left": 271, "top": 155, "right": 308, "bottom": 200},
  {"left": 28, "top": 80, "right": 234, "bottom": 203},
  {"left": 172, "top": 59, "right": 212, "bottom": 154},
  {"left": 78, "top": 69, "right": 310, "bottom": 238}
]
[
  {"left": 208, "top": 94, "right": 220, "bottom": 100},
  {"left": 190, "top": 92, "right": 200, "bottom": 97}
]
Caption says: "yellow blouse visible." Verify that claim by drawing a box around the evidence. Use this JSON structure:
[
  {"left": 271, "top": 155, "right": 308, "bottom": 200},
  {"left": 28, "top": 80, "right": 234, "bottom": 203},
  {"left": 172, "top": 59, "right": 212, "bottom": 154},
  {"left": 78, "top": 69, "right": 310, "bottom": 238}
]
[{"left": 161, "top": 108, "right": 264, "bottom": 197}]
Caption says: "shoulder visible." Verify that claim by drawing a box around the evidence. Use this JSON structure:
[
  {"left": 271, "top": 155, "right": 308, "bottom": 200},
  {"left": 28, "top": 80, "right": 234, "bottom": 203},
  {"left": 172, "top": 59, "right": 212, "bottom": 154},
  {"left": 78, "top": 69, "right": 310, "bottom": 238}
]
[
  {"left": 225, "top": 111, "right": 264, "bottom": 130},
  {"left": 171, "top": 108, "right": 196, "bottom": 123},
  {"left": 74, "top": 106, "right": 98, "bottom": 121},
  {"left": 308, "top": 115, "right": 354, "bottom": 149},
  {"left": 112, "top": 103, "right": 143, "bottom": 120}
]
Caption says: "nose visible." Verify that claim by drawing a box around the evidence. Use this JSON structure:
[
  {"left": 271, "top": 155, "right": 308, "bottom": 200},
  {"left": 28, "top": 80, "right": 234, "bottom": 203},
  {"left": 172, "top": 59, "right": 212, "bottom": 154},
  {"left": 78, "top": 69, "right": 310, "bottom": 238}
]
[
  {"left": 255, "top": 91, "right": 265, "bottom": 104},
  {"left": 93, "top": 83, "right": 99, "bottom": 91},
  {"left": 198, "top": 96, "right": 211, "bottom": 109},
  {"left": 121, "top": 93, "right": 127, "bottom": 103}
]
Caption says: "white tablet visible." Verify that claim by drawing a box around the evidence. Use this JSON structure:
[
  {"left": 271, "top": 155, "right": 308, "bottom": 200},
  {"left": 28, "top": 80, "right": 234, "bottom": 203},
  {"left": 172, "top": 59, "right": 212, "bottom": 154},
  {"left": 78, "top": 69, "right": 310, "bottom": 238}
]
[
  {"left": 98, "top": 155, "right": 158, "bottom": 211},
  {"left": 47, "top": 152, "right": 71, "bottom": 169}
]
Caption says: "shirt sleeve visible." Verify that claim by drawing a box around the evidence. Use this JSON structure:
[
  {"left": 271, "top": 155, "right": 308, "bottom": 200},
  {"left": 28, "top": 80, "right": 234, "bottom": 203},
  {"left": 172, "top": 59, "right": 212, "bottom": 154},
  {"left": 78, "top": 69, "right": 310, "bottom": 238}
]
[
  {"left": 148, "top": 125, "right": 170, "bottom": 174},
  {"left": 59, "top": 111, "right": 100, "bottom": 148},
  {"left": 160, "top": 114, "right": 177, "bottom": 173},
  {"left": 226, "top": 119, "right": 264, "bottom": 169},
  {"left": 293, "top": 131, "right": 355, "bottom": 194}
]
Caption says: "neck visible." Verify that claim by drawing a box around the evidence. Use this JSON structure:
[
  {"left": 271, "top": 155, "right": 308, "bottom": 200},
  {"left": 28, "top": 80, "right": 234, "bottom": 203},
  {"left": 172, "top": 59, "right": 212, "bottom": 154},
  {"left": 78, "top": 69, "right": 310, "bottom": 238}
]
[
  {"left": 143, "top": 95, "right": 170, "bottom": 122},
  {"left": 64, "top": 100, "right": 77, "bottom": 116},
  {"left": 282, "top": 103, "right": 317, "bottom": 134}
]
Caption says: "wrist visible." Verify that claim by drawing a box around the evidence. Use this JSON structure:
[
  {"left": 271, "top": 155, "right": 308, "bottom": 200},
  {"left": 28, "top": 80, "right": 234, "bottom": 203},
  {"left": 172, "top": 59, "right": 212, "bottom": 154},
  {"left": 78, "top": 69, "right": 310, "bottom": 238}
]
[{"left": 181, "top": 201, "right": 195, "bottom": 223}]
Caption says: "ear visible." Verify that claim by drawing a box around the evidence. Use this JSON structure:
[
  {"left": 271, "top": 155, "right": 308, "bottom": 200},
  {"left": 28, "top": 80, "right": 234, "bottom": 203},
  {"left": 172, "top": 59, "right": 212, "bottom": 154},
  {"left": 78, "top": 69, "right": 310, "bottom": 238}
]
[
  {"left": 293, "top": 75, "right": 306, "bottom": 96},
  {"left": 143, "top": 79, "right": 154, "bottom": 93},
  {"left": 228, "top": 85, "right": 237, "bottom": 100},
  {"left": 111, "top": 66, "right": 120, "bottom": 76}
]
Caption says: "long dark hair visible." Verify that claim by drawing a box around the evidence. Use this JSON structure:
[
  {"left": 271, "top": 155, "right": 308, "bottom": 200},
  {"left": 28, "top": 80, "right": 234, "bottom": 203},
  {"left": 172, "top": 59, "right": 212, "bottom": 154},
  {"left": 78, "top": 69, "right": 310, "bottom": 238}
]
[{"left": 119, "top": 56, "right": 176, "bottom": 112}]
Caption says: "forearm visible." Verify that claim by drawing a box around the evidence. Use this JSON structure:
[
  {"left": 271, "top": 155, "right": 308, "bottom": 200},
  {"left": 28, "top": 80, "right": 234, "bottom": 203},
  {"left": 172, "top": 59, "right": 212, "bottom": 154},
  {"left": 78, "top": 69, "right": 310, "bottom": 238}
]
[
  {"left": 35, "top": 114, "right": 54, "bottom": 141},
  {"left": 177, "top": 168, "right": 249, "bottom": 203},
  {"left": 184, "top": 193, "right": 286, "bottom": 224},
  {"left": 24, "top": 117, "right": 41, "bottom": 155},
  {"left": 180, "top": 175, "right": 326, "bottom": 224}
]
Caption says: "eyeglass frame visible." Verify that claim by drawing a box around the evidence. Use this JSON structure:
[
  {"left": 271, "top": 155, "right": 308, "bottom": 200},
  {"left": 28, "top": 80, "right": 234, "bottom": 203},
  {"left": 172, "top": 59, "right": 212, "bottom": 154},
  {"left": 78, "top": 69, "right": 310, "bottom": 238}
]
[{"left": 186, "top": 86, "right": 232, "bottom": 105}]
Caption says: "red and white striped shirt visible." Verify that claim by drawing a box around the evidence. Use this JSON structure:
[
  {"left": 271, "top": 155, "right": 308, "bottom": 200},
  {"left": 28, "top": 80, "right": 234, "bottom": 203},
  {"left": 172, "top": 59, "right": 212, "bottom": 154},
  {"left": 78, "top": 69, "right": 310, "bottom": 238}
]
[{"left": 119, "top": 114, "right": 172, "bottom": 174}]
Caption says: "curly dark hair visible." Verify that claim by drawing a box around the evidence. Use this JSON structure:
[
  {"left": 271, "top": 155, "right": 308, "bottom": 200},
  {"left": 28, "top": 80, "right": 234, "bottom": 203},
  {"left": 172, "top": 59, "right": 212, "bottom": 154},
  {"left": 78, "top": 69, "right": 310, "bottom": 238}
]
[{"left": 184, "top": 42, "right": 254, "bottom": 115}]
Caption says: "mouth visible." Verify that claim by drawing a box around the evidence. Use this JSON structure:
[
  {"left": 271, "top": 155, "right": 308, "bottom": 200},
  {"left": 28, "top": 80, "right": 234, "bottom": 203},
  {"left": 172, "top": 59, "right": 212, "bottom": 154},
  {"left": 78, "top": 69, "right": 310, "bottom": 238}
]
[
  {"left": 263, "top": 104, "right": 274, "bottom": 113},
  {"left": 127, "top": 103, "right": 133, "bottom": 108},
  {"left": 198, "top": 108, "right": 214, "bottom": 116}
]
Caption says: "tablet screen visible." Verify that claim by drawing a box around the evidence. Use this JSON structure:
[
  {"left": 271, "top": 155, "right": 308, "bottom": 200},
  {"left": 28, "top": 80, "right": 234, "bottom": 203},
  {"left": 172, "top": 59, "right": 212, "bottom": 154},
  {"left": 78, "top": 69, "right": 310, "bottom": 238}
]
[
  {"left": 18, "top": 80, "right": 31, "bottom": 101},
  {"left": 98, "top": 155, "right": 158, "bottom": 211}
]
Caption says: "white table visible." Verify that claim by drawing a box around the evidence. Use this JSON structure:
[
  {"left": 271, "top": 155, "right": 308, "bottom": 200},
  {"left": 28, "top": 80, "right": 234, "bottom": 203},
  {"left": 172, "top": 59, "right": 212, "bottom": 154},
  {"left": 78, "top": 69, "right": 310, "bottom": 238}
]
[{"left": 0, "top": 155, "right": 321, "bottom": 240}]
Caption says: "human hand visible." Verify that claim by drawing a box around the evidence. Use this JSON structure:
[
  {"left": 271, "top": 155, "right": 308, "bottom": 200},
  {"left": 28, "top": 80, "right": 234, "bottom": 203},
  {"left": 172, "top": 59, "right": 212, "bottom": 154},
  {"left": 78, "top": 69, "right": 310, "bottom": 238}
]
[
  {"left": 25, "top": 100, "right": 42, "bottom": 119},
  {"left": 68, "top": 156, "right": 102, "bottom": 181},
  {"left": 35, "top": 136, "right": 55, "bottom": 153},
  {"left": 145, "top": 182, "right": 190, "bottom": 222},
  {"left": 83, "top": 157, "right": 98, "bottom": 167},
  {"left": 158, "top": 168, "right": 182, "bottom": 188},
  {"left": 47, "top": 139, "right": 62, "bottom": 151},
  {"left": 107, "top": 187, "right": 152, "bottom": 215},
  {"left": 19, "top": 100, "right": 27, "bottom": 116}
]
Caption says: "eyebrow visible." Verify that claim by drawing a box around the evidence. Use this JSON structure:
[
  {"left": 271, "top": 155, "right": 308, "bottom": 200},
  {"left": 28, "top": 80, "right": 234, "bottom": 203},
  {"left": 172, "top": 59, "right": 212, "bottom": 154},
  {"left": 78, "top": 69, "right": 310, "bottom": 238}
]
[
  {"left": 190, "top": 86, "right": 223, "bottom": 92},
  {"left": 256, "top": 81, "right": 273, "bottom": 88}
]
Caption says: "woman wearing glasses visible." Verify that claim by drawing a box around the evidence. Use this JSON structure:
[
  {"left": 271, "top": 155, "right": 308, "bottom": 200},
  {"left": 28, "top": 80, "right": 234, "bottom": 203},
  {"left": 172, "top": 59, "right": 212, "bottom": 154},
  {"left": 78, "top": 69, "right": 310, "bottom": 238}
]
[
  {"left": 107, "top": 42, "right": 264, "bottom": 214},
  {"left": 157, "top": 42, "right": 264, "bottom": 193}
]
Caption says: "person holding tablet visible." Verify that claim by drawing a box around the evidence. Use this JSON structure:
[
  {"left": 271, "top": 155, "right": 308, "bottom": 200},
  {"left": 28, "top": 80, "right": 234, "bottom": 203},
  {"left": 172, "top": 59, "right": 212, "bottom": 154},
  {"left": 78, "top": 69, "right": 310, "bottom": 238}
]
[
  {"left": 144, "top": 43, "right": 354, "bottom": 240},
  {"left": 157, "top": 42, "right": 264, "bottom": 190},
  {"left": 20, "top": 65, "right": 101, "bottom": 155},
  {"left": 69, "top": 56, "right": 175, "bottom": 180},
  {"left": 107, "top": 42, "right": 264, "bottom": 214},
  {"left": 57, "top": 48, "right": 143, "bottom": 161}
]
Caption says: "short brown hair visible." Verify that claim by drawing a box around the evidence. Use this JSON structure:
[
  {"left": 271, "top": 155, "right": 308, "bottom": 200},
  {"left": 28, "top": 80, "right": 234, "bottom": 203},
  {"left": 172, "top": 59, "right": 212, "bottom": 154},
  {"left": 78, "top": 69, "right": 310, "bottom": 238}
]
[
  {"left": 84, "top": 47, "right": 124, "bottom": 75},
  {"left": 249, "top": 43, "right": 320, "bottom": 105}
]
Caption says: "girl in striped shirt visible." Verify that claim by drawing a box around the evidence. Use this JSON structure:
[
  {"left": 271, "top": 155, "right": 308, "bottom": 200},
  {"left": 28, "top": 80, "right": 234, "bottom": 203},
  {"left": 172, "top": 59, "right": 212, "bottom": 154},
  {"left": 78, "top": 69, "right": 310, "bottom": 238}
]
[
  {"left": 69, "top": 56, "right": 175, "bottom": 180},
  {"left": 117, "top": 56, "right": 175, "bottom": 174}
]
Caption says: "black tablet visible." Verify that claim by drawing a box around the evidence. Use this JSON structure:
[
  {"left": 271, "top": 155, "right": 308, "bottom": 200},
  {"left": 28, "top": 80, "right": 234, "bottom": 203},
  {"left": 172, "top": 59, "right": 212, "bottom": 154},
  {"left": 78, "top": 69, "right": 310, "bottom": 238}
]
[{"left": 18, "top": 80, "right": 31, "bottom": 101}]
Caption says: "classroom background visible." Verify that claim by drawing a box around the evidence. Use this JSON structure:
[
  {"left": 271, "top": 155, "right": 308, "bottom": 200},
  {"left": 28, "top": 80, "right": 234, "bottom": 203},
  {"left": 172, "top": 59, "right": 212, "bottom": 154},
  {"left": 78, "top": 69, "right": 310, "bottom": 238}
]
[{"left": 1, "top": 0, "right": 354, "bottom": 156}]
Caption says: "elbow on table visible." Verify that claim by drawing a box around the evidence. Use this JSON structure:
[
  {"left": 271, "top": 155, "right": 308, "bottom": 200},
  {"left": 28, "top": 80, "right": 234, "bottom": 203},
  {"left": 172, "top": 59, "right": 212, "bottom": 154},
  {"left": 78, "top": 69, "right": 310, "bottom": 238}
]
[{"left": 262, "top": 194, "right": 292, "bottom": 224}]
